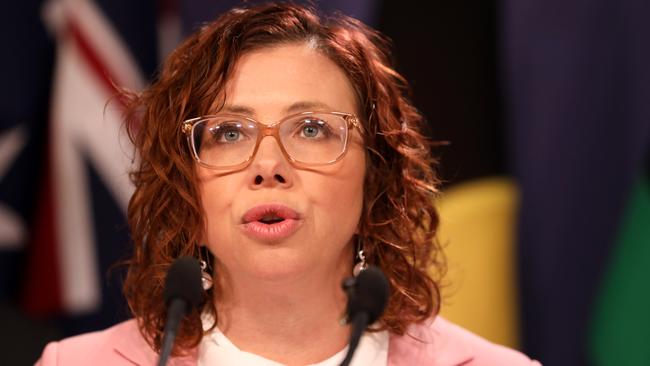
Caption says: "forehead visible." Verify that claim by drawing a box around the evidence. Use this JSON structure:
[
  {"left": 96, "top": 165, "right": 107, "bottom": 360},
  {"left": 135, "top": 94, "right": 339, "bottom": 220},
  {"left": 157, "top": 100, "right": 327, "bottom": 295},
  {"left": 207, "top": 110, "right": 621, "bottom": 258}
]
[{"left": 220, "top": 43, "right": 359, "bottom": 118}]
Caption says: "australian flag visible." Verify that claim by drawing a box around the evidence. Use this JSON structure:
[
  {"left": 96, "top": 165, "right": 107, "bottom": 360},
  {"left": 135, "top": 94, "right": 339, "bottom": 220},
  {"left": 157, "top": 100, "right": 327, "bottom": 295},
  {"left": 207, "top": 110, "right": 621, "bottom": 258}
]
[{"left": 0, "top": 0, "right": 158, "bottom": 342}]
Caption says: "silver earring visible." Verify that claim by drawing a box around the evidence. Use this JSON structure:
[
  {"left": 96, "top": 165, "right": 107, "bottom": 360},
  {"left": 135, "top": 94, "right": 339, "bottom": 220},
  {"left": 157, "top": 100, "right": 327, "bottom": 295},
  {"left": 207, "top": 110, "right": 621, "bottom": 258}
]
[
  {"left": 353, "top": 238, "right": 367, "bottom": 276},
  {"left": 200, "top": 260, "right": 213, "bottom": 290}
]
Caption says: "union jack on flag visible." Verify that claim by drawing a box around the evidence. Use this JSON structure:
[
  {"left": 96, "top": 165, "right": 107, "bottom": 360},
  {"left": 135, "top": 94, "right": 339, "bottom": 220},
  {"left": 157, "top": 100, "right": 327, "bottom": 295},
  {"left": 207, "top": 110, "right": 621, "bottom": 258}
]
[{"left": 0, "top": 0, "right": 159, "bottom": 336}]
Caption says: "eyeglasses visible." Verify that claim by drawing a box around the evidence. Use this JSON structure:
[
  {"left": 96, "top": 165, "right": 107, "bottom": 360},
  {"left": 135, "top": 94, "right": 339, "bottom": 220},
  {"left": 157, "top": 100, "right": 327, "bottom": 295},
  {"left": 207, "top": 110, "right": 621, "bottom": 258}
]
[{"left": 182, "top": 111, "right": 362, "bottom": 170}]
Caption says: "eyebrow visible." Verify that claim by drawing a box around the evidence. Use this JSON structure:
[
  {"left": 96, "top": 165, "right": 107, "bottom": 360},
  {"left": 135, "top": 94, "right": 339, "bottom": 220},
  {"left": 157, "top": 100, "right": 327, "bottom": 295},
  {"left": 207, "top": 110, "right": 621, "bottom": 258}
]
[
  {"left": 219, "top": 101, "right": 336, "bottom": 116},
  {"left": 285, "top": 101, "right": 335, "bottom": 114},
  {"left": 219, "top": 104, "right": 255, "bottom": 115}
]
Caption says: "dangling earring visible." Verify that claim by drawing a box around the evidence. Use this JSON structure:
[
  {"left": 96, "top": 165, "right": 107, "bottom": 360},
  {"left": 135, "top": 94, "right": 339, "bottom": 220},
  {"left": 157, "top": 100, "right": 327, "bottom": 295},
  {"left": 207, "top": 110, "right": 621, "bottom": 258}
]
[
  {"left": 353, "top": 237, "right": 367, "bottom": 276},
  {"left": 200, "top": 259, "right": 213, "bottom": 291}
]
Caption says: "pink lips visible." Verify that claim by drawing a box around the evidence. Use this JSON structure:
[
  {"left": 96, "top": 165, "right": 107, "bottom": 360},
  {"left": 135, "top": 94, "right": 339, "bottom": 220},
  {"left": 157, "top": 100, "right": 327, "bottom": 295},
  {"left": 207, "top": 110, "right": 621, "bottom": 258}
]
[{"left": 241, "top": 204, "right": 302, "bottom": 241}]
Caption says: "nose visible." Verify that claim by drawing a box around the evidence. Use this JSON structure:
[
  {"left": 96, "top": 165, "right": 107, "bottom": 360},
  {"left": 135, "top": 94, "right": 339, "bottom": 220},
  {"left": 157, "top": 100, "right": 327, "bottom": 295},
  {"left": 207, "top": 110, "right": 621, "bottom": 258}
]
[{"left": 248, "top": 136, "right": 293, "bottom": 189}]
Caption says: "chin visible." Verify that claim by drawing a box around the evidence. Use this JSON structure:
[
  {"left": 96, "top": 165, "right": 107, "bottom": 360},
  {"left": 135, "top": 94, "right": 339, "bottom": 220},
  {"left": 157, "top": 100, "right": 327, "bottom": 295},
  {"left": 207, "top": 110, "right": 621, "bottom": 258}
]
[{"left": 244, "top": 249, "right": 314, "bottom": 281}]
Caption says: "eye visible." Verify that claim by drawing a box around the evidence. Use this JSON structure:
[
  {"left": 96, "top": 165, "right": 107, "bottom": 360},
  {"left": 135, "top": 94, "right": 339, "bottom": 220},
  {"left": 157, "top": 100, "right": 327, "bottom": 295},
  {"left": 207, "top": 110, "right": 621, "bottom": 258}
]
[
  {"left": 222, "top": 129, "right": 240, "bottom": 142},
  {"left": 209, "top": 122, "right": 247, "bottom": 143},
  {"left": 302, "top": 124, "right": 320, "bottom": 138},
  {"left": 298, "top": 119, "right": 330, "bottom": 139}
]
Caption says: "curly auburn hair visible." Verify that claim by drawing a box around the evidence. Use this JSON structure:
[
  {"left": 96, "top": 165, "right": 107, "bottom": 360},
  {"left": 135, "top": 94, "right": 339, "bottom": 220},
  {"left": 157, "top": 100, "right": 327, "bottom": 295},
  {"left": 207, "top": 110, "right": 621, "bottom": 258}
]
[{"left": 122, "top": 1, "right": 444, "bottom": 355}]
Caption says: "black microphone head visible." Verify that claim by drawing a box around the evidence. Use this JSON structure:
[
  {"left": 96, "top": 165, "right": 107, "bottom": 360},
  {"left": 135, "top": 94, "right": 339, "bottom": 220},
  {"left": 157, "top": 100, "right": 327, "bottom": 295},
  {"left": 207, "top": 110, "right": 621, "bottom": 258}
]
[
  {"left": 347, "top": 266, "right": 390, "bottom": 324},
  {"left": 163, "top": 256, "right": 203, "bottom": 310}
]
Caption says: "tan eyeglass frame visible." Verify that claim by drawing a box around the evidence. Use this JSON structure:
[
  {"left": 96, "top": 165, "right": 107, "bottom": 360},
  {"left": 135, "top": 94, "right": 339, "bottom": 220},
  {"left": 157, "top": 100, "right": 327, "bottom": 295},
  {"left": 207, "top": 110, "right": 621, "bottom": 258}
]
[{"left": 181, "top": 111, "right": 363, "bottom": 170}]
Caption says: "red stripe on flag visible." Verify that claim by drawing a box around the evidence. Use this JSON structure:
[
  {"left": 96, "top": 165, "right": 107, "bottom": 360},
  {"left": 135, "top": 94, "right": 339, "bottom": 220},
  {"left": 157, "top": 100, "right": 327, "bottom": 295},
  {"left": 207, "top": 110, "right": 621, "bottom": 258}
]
[
  {"left": 68, "top": 20, "right": 127, "bottom": 108},
  {"left": 21, "top": 139, "right": 62, "bottom": 316}
]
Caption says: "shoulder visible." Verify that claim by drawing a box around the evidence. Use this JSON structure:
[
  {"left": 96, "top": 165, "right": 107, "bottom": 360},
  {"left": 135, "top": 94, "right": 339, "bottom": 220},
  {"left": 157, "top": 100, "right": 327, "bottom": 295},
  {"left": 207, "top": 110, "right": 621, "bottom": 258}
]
[
  {"left": 388, "top": 316, "right": 541, "bottom": 366},
  {"left": 35, "top": 319, "right": 159, "bottom": 366}
]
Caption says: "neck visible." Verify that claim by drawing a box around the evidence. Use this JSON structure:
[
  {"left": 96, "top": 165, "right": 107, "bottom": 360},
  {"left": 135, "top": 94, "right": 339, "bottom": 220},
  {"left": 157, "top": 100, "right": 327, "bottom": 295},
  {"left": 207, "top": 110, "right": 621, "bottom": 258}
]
[{"left": 213, "top": 266, "right": 352, "bottom": 365}]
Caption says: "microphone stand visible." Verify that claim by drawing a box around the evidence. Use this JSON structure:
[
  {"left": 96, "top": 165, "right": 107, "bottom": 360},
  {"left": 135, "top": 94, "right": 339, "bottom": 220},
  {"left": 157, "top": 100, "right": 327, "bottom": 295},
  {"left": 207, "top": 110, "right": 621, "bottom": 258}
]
[
  {"left": 339, "top": 267, "right": 389, "bottom": 366},
  {"left": 339, "top": 312, "right": 370, "bottom": 366},
  {"left": 158, "top": 299, "right": 188, "bottom": 366}
]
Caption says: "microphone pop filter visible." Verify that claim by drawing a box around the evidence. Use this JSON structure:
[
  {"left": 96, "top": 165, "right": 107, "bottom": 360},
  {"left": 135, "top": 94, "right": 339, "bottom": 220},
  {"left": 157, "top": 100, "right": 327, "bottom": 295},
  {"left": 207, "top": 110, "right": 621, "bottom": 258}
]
[
  {"left": 163, "top": 256, "right": 203, "bottom": 310},
  {"left": 339, "top": 266, "right": 390, "bottom": 366},
  {"left": 348, "top": 266, "right": 389, "bottom": 324}
]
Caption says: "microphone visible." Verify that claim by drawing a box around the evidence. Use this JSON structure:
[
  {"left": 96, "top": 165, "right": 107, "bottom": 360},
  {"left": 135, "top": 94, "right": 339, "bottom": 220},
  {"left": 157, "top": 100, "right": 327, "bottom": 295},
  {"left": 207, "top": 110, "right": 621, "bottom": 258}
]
[
  {"left": 158, "top": 256, "right": 203, "bottom": 366},
  {"left": 340, "top": 266, "right": 389, "bottom": 366}
]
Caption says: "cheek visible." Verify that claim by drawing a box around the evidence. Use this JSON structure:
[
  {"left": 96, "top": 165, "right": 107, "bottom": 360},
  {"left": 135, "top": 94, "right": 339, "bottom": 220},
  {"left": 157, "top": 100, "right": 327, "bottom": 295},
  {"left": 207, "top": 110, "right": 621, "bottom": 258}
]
[
  {"left": 198, "top": 175, "right": 240, "bottom": 244},
  {"left": 316, "top": 178, "right": 363, "bottom": 216},
  {"left": 305, "top": 158, "right": 365, "bottom": 234}
]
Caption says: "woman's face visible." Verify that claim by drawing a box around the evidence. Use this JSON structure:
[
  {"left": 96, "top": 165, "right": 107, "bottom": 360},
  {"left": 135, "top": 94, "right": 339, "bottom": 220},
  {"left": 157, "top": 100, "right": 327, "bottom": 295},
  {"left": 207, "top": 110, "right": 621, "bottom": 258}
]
[{"left": 197, "top": 43, "right": 366, "bottom": 283}]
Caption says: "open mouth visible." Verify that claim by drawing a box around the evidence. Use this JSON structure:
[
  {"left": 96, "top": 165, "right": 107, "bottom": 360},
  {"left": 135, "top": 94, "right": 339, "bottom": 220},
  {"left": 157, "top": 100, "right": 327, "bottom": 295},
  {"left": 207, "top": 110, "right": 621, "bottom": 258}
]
[
  {"left": 242, "top": 204, "right": 300, "bottom": 225},
  {"left": 241, "top": 204, "right": 302, "bottom": 241},
  {"left": 258, "top": 214, "right": 285, "bottom": 225}
]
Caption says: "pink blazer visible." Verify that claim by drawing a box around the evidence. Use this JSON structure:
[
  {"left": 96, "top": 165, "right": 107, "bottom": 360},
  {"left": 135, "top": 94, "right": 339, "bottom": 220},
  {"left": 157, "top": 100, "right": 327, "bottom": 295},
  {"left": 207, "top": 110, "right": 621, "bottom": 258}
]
[{"left": 36, "top": 317, "right": 540, "bottom": 365}]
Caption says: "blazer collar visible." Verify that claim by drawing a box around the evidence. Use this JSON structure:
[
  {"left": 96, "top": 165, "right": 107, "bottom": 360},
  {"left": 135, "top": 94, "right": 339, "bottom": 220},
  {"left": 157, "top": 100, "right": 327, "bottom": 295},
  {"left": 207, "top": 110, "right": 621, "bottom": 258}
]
[
  {"left": 111, "top": 319, "right": 198, "bottom": 366},
  {"left": 388, "top": 317, "right": 474, "bottom": 366},
  {"left": 111, "top": 317, "right": 472, "bottom": 366}
]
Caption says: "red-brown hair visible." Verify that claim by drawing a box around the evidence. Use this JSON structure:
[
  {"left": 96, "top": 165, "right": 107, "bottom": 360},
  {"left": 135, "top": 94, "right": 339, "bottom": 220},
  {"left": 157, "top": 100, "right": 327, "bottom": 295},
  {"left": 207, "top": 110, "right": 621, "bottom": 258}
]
[{"left": 122, "top": 2, "right": 444, "bottom": 354}]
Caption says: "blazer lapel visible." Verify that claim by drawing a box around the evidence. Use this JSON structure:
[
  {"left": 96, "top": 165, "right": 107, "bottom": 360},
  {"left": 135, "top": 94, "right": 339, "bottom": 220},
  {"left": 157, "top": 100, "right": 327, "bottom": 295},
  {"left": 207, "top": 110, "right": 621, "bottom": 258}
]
[
  {"left": 110, "top": 319, "right": 198, "bottom": 366},
  {"left": 109, "top": 316, "right": 473, "bottom": 366},
  {"left": 387, "top": 317, "right": 474, "bottom": 366}
]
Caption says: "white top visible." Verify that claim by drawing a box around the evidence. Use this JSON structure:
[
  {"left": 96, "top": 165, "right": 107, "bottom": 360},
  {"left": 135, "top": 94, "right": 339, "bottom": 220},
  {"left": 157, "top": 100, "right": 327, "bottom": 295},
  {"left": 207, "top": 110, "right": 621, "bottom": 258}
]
[{"left": 197, "top": 321, "right": 389, "bottom": 366}]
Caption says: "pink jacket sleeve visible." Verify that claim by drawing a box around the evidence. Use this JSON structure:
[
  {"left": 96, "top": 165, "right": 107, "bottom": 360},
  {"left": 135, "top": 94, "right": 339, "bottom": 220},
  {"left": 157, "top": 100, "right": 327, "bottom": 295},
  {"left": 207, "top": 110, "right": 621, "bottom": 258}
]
[{"left": 35, "top": 341, "right": 59, "bottom": 366}]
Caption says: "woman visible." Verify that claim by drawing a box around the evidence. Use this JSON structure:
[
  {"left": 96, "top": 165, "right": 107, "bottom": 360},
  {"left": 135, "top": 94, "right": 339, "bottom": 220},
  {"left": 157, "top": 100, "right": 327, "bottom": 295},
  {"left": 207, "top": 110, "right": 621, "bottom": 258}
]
[{"left": 37, "top": 3, "right": 539, "bottom": 365}]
